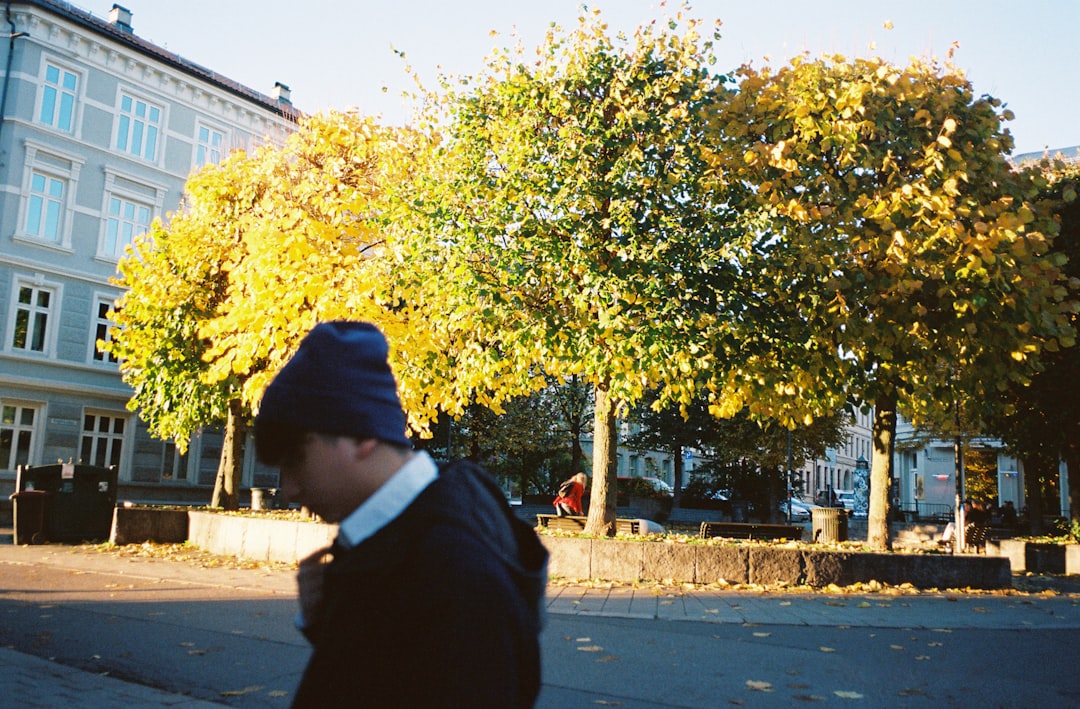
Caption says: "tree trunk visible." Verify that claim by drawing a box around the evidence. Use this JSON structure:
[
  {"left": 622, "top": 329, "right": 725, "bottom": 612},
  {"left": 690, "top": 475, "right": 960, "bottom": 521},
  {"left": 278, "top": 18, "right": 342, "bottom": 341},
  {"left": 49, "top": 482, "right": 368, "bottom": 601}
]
[
  {"left": 768, "top": 466, "right": 783, "bottom": 523},
  {"left": 866, "top": 392, "right": 897, "bottom": 550},
  {"left": 585, "top": 382, "right": 618, "bottom": 536},
  {"left": 210, "top": 398, "right": 244, "bottom": 510}
]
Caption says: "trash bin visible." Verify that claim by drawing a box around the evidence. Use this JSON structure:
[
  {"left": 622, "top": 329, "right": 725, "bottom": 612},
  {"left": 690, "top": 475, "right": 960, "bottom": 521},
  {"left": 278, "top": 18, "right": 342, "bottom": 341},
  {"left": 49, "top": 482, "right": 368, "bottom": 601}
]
[
  {"left": 250, "top": 487, "right": 278, "bottom": 511},
  {"left": 812, "top": 506, "right": 848, "bottom": 543},
  {"left": 10, "top": 489, "right": 53, "bottom": 544},
  {"left": 15, "top": 463, "right": 118, "bottom": 543}
]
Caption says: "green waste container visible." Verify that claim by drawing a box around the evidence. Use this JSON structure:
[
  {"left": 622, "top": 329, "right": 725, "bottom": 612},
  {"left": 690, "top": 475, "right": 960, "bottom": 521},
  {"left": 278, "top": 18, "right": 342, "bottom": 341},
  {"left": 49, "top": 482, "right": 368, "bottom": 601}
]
[
  {"left": 10, "top": 489, "right": 53, "bottom": 544},
  {"left": 16, "top": 463, "right": 118, "bottom": 543},
  {"left": 811, "top": 506, "right": 848, "bottom": 543}
]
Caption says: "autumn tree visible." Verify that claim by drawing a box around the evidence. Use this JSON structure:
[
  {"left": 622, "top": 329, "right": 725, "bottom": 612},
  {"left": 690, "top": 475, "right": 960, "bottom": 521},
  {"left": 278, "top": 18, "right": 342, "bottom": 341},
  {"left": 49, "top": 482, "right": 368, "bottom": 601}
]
[
  {"left": 395, "top": 9, "right": 742, "bottom": 535},
  {"left": 197, "top": 113, "right": 435, "bottom": 429},
  {"left": 109, "top": 112, "right": 425, "bottom": 507},
  {"left": 984, "top": 158, "right": 1080, "bottom": 525},
  {"left": 106, "top": 151, "right": 267, "bottom": 509},
  {"left": 712, "top": 55, "right": 1073, "bottom": 549}
]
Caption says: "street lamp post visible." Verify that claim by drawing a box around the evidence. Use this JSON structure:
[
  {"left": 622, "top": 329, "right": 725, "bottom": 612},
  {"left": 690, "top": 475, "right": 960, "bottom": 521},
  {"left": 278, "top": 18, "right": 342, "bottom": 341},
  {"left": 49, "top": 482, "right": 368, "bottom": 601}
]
[{"left": 785, "top": 430, "right": 793, "bottom": 524}]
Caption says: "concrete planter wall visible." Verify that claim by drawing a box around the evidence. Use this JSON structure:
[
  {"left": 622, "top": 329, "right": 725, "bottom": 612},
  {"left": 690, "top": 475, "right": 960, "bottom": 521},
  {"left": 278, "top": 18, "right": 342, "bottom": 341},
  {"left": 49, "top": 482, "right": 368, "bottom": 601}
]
[
  {"left": 109, "top": 506, "right": 190, "bottom": 545},
  {"left": 187, "top": 511, "right": 336, "bottom": 563},
  {"left": 988, "top": 539, "right": 1080, "bottom": 575},
  {"left": 106, "top": 507, "right": 1016, "bottom": 588},
  {"left": 542, "top": 536, "right": 1012, "bottom": 590}
]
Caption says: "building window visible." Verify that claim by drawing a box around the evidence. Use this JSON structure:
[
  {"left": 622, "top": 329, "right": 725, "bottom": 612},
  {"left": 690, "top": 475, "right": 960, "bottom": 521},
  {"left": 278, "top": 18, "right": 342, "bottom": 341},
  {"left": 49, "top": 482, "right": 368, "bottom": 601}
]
[
  {"left": 39, "top": 63, "right": 78, "bottom": 132},
  {"left": 195, "top": 124, "right": 225, "bottom": 168},
  {"left": 17, "top": 142, "right": 84, "bottom": 250},
  {"left": 116, "top": 93, "right": 161, "bottom": 161},
  {"left": 91, "top": 297, "right": 119, "bottom": 364},
  {"left": 81, "top": 413, "right": 125, "bottom": 468},
  {"left": 103, "top": 195, "right": 151, "bottom": 258},
  {"left": 160, "top": 441, "right": 189, "bottom": 481},
  {"left": 1, "top": 403, "right": 39, "bottom": 472},
  {"left": 25, "top": 171, "right": 65, "bottom": 242},
  {"left": 11, "top": 283, "right": 54, "bottom": 353}
]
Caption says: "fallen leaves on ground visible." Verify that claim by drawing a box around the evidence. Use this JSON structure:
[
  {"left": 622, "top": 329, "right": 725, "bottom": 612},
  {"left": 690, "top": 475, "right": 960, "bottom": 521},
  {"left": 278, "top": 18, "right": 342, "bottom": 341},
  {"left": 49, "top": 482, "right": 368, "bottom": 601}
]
[
  {"left": 547, "top": 574, "right": 1079, "bottom": 599},
  {"left": 220, "top": 685, "right": 263, "bottom": 697},
  {"left": 79, "top": 541, "right": 296, "bottom": 572}
]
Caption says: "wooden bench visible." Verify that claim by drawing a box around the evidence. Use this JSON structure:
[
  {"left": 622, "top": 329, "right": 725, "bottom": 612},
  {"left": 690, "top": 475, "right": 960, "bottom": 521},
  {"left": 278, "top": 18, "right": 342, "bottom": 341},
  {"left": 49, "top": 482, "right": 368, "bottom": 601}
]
[
  {"left": 937, "top": 523, "right": 1002, "bottom": 553},
  {"left": 536, "top": 514, "right": 639, "bottom": 535},
  {"left": 964, "top": 523, "right": 991, "bottom": 552},
  {"left": 699, "top": 521, "right": 803, "bottom": 541}
]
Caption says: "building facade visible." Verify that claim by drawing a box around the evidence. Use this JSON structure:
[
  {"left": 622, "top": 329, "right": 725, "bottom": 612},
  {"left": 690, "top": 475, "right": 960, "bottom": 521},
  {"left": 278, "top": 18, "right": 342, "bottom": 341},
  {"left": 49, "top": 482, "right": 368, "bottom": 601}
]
[
  {"left": 892, "top": 417, "right": 1071, "bottom": 520},
  {"left": 791, "top": 406, "right": 874, "bottom": 501},
  {"left": 0, "top": 1, "right": 299, "bottom": 499}
]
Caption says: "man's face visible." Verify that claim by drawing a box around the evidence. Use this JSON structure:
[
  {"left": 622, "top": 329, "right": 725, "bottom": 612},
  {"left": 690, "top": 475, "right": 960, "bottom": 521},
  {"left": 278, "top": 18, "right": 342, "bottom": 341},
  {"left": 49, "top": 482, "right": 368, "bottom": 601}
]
[{"left": 278, "top": 434, "right": 363, "bottom": 523}]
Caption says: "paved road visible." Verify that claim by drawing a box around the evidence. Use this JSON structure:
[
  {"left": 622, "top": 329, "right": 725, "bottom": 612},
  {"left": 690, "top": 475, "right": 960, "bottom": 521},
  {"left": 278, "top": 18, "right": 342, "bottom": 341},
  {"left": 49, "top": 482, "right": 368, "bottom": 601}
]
[{"left": 1, "top": 536, "right": 1079, "bottom": 707}]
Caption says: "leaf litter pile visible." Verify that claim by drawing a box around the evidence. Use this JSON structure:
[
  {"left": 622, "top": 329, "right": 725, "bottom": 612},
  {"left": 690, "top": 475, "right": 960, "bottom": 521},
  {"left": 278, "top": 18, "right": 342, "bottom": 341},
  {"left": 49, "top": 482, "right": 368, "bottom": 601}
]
[{"left": 81, "top": 540, "right": 297, "bottom": 572}]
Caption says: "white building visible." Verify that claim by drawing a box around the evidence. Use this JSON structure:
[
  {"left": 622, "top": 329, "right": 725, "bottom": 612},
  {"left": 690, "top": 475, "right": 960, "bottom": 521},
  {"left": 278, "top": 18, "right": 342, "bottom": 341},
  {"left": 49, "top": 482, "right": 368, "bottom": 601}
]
[
  {"left": 1, "top": 1, "right": 299, "bottom": 500},
  {"left": 893, "top": 416, "right": 1071, "bottom": 520}
]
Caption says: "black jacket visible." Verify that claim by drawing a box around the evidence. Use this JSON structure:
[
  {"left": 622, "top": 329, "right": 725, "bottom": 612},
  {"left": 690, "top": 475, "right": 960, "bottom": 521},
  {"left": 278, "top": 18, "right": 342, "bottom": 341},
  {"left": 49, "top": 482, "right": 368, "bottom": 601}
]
[{"left": 292, "top": 459, "right": 548, "bottom": 708}]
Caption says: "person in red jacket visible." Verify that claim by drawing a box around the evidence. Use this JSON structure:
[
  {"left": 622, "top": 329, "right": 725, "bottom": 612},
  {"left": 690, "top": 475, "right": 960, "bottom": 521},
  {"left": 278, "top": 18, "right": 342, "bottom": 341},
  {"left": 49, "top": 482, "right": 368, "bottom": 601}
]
[{"left": 553, "top": 472, "right": 587, "bottom": 517}]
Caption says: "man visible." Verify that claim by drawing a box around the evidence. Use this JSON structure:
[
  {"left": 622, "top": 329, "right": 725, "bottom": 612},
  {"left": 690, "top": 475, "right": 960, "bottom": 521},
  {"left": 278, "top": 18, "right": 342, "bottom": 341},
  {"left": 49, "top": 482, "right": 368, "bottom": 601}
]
[{"left": 255, "top": 321, "right": 548, "bottom": 708}]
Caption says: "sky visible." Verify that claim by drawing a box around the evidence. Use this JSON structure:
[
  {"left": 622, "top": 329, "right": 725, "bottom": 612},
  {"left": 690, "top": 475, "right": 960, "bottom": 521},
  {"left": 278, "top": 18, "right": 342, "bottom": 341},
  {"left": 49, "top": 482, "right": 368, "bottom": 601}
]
[{"left": 118, "top": 0, "right": 1077, "bottom": 157}]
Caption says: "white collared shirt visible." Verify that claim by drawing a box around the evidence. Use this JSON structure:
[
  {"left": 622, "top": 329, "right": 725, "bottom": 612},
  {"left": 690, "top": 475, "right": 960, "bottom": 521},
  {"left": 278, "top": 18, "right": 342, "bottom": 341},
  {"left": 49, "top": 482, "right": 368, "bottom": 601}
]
[{"left": 335, "top": 450, "right": 439, "bottom": 549}]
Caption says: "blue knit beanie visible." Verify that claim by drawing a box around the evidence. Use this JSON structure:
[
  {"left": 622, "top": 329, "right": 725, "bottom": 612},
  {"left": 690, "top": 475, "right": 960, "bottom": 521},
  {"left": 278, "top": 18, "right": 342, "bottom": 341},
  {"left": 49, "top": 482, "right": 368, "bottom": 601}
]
[{"left": 256, "top": 321, "right": 410, "bottom": 446}]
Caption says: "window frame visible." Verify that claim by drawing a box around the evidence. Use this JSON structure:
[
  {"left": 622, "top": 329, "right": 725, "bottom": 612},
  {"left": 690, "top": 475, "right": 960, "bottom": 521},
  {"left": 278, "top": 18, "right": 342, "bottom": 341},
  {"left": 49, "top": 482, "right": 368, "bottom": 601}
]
[
  {"left": 98, "top": 169, "right": 166, "bottom": 261},
  {"left": 6, "top": 276, "right": 61, "bottom": 357},
  {"left": 114, "top": 90, "right": 164, "bottom": 163},
  {"left": 79, "top": 410, "right": 129, "bottom": 472},
  {"left": 15, "top": 141, "right": 84, "bottom": 251},
  {"left": 37, "top": 60, "right": 81, "bottom": 134},
  {"left": 89, "top": 292, "right": 120, "bottom": 365},
  {"left": 0, "top": 401, "right": 43, "bottom": 473},
  {"left": 25, "top": 170, "right": 65, "bottom": 242},
  {"left": 194, "top": 121, "right": 228, "bottom": 169},
  {"left": 101, "top": 193, "right": 151, "bottom": 259}
]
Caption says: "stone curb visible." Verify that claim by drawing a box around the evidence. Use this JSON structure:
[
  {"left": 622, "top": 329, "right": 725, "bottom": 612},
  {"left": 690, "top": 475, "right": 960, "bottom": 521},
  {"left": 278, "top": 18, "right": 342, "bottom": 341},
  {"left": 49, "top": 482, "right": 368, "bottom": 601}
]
[{"left": 542, "top": 536, "right": 1012, "bottom": 589}]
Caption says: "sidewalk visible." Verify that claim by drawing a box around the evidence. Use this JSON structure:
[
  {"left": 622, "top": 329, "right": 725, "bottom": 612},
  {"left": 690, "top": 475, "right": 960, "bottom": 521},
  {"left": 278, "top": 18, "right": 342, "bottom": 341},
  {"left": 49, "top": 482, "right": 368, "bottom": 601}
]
[
  {"left": 0, "top": 647, "right": 224, "bottom": 708},
  {"left": 3, "top": 530, "right": 1080, "bottom": 706}
]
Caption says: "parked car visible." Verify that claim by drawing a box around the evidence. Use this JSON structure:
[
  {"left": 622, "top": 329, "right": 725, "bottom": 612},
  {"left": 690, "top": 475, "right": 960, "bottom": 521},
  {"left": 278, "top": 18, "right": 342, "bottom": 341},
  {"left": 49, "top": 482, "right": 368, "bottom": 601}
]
[
  {"left": 779, "top": 499, "right": 819, "bottom": 520},
  {"left": 835, "top": 490, "right": 855, "bottom": 508},
  {"left": 617, "top": 476, "right": 674, "bottom": 498}
]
